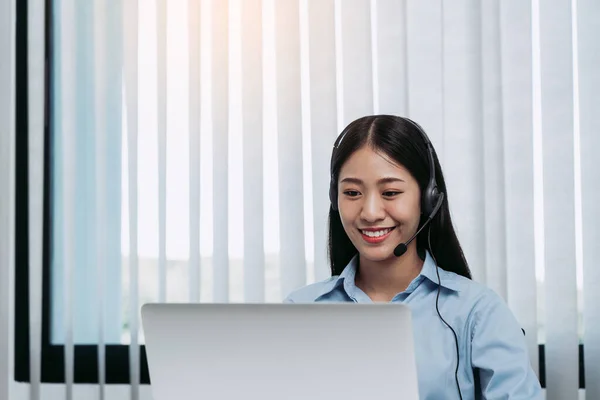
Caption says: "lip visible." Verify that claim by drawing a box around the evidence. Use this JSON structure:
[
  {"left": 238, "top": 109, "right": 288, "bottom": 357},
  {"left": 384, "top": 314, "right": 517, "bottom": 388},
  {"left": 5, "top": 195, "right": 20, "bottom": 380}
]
[{"left": 359, "top": 227, "right": 395, "bottom": 244}]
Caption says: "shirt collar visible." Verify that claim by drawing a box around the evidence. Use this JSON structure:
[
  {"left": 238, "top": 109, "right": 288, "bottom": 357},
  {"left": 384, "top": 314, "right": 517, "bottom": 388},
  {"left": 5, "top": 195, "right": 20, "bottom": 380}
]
[
  {"left": 316, "top": 250, "right": 462, "bottom": 300},
  {"left": 419, "top": 251, "right": 462, "bottom": 292}
]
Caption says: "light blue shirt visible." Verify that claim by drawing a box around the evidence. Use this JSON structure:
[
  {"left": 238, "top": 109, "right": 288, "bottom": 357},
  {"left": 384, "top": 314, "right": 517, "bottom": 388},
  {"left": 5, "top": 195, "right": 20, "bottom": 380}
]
[{"left": 284, "top": 251, "right": 542, "bottom": 399}]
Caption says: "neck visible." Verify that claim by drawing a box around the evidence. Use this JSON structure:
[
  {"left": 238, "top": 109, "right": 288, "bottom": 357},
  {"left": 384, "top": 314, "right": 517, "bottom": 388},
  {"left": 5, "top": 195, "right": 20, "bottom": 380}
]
[{"left": 355, "top": 245, "right": 424, "bottom": 302}]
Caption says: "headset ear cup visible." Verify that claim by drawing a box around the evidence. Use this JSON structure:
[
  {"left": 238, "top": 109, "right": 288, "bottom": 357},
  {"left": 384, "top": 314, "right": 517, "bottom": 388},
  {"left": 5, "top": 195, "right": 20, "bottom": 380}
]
[{"left": 422, "top": 184, "right": 439, "bottom": 216}]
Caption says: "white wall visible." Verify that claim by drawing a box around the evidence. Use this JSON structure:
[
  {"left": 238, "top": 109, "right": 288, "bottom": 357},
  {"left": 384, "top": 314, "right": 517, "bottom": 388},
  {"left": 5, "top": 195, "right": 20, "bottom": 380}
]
[{"left": 0, "top": 0, "right": 16, "bottom": 399}]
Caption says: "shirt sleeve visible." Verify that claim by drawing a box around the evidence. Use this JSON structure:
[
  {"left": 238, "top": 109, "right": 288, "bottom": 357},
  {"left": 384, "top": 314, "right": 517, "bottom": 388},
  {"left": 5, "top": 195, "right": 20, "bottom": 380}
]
[{"left": 470, "top": 289, "right": 542, "bottom": 399}]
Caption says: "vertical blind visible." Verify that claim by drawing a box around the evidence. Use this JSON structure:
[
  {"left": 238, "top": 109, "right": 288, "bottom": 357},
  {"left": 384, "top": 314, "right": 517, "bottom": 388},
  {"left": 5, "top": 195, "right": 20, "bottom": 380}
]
[
  {"left": 539, "top": 0, "right": 578, "bottom": 398},
  {"left": 499, "top": 0, "right": 539, "bottom": 378},
  {"left": 579, "top": 1, "right": 600, "bottom": 400},
  {"left": 21, "top": 0, "right": 600, "bottom": 399},
  {"left": 28, "top": 1, "right": 46, "bottom": 400},
  {"left": 0, "top": 0, "right": 17, "bottom": 399}
]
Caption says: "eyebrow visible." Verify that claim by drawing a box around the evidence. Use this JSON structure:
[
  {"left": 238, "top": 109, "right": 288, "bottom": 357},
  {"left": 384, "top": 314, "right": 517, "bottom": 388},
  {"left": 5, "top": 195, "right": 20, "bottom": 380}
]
[{"left": 339, "top": 177, "right": 405, "bottom": 185}]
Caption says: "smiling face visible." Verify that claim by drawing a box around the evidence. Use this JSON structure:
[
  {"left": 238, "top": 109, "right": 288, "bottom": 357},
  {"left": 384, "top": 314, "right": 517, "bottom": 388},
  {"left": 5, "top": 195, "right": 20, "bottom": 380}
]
[{"left": 337, "top": 145, "right": 422, "bottom": 263}]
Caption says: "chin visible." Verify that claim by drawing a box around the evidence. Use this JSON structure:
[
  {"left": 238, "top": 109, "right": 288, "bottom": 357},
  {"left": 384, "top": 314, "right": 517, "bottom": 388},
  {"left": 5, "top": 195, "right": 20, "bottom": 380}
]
[{"left": 359, "top": 247, "right": 396, "bottom": 263}]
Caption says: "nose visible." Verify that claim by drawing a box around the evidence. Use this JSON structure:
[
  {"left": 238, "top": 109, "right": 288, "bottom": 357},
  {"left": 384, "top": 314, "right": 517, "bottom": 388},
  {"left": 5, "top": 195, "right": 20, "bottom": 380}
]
[{"left": 360, "top": 193, "right": 386, "bottom": 223}]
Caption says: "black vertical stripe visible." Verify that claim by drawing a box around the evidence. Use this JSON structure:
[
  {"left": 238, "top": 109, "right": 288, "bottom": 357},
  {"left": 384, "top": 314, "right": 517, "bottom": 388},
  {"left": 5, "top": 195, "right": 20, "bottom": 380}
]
[{"left": 14, "top": 0, "right": 30, "bottom": 383}]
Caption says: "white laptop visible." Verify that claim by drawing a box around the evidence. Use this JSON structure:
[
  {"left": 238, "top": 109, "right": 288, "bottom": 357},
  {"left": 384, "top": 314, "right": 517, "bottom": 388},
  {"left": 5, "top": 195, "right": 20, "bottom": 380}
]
[{"left": 141, "top": 303, "right": 419, "bottom": 400}]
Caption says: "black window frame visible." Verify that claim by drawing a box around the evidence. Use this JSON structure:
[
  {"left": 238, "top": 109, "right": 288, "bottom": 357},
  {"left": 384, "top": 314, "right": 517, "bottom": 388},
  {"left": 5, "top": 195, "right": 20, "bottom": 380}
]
[
  {"left": 13, "top": 0, "right": 584, "bottom": 388},
  {"left": 14, "top": 0, "right": 149, "bottom": 385}
]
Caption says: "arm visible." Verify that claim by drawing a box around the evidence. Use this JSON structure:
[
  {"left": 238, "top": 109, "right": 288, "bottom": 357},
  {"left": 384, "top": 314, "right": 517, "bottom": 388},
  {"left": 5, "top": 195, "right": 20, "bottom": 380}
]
[{"left": 470, "top": 289, "right": 542, "bottom": 399}]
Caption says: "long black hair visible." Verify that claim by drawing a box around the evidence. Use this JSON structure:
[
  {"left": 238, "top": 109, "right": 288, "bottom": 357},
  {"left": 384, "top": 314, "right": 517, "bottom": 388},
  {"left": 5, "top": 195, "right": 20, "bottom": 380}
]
[{"left": 328, "top": 115, "right": 472, "bottom": 280}]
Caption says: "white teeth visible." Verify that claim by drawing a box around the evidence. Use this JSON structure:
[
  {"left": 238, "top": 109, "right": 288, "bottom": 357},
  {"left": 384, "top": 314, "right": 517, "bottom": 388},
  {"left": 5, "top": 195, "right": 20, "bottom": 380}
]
[{"left": 362, "top": 228, "right": 391, "bottom": 238}]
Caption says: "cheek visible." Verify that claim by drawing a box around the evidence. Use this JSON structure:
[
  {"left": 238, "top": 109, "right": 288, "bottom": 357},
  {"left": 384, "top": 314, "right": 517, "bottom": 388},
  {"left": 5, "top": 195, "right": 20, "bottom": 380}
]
[
  {"left": 338, "top": 208, "right": 356, "bottom": 233},
  {"left": 390, "top": 196, "right": 421, "bottom": 222}
]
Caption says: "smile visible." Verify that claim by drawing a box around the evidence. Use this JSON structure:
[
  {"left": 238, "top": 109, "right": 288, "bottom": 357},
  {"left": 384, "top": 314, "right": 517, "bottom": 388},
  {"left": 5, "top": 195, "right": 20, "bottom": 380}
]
[{"left": 359, "top": 227, "right": 396, "bottom": 243}]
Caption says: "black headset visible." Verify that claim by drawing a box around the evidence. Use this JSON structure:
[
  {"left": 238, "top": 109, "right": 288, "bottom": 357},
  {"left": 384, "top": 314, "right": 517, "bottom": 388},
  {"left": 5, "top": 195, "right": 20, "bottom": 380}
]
[{"left": 328, "top": 116, "right": 463, "bottom": 400}]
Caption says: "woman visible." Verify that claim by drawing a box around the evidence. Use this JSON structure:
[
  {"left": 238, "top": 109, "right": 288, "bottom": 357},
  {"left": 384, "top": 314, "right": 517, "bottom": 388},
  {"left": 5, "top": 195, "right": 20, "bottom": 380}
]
[{"left": 284, "top": 115, "right": 542, "bottom": 399}]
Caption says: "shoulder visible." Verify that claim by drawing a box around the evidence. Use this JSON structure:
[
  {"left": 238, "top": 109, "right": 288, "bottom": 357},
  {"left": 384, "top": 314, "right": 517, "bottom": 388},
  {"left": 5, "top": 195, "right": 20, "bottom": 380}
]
[
  {"left": 436, "top": 267, "right": 492, "bottom": 302},
  {"left": 283, "top": 277, "right": 340, "bottom": 303},
  {"left": 438, "top": 270, "right": 515, "bottom": 329},
  {"left": 451, "top": 278, "right": 523, "bottom": 340},
  {"left": 458, "top": 278, "right": 511, "bottom": 316}
]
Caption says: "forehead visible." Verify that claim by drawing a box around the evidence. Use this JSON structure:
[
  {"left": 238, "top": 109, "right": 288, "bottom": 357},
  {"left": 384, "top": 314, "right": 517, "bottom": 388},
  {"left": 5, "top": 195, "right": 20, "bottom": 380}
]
[{"left": 339, "top": 146, "right": 413, "bottom": 181}]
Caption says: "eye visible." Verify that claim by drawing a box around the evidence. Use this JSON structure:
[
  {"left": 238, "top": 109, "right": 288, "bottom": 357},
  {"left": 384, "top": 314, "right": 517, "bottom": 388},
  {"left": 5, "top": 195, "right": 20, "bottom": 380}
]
[
  {"left": 343, "top": 190, "right": 361, "bottom": 197},
  {"left": 383, "top": 191, "right": 402, "bottom": 197}
]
